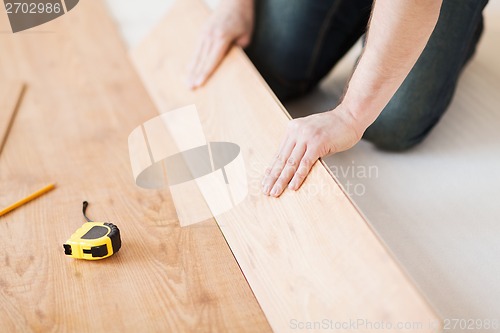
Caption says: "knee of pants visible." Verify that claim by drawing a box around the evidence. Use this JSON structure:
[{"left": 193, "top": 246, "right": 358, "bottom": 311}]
[
  {"left": 246, "top": 45, "right": 312, "bottom": 101},
  {"left": 260, "top": 68, "right": 310, "bottom": 101},
  {"left": 362, "top": 103, "right": 442, "bottom": 152},
  {"left": 244, "top": 0, "right": 330, "bottom": 101},
  {"left": 365, "top": 129, "right": 426, "bottom": 152}
]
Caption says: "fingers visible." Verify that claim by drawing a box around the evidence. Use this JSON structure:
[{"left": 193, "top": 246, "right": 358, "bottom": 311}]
[
  {"left": 187, "top": 35, "right": 211, "bottom": 88},
  {"left": 288, "top": 147, "right": 319, "bottom": 191},
  {"left": 260, "top": 111, "right": 350, "bottom": 197},
  {"left": 261, "top": 140, "right": 320, "bottom": 197},
  {"left": 261, "top": 137, "right": 294, "bottom": 195},
  {"left": 269, "top": 143, "right": 306, "bottom": 197},
  {"left": 197, "top": 37, "right": 231, "bottom": 86},
  {"left": 187, "top": 32, "right": 231, "bottom": 89},
  {"left": 236, "top": 34, "right": 251, "bottom": 48}
]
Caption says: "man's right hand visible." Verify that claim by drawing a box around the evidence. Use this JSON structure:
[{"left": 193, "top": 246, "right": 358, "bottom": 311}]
[{"left": 187, "top": 0, "right": 254, "bottom": 89}]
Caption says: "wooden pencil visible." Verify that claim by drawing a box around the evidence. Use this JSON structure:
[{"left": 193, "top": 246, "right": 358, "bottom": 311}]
[{"left": 0, "top": 183, "right": 55, "bottom": 217}]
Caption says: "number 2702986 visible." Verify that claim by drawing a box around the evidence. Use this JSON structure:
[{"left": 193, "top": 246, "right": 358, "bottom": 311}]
[
  {"left": 443, "top": 318, "right": 499, "bottom": 330},
  {"left": 5, "top": 2, "right": 62, "bottom": 14}
]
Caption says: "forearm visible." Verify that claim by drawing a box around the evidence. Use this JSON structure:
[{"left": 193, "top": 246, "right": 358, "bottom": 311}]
[{"left": 341, "top": 0, "right": 442, "bottom": 134}]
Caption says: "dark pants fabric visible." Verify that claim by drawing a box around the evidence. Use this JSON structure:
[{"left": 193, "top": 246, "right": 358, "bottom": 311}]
[{"left": 245, "top": 0, "right": 489, "bottom": 150}]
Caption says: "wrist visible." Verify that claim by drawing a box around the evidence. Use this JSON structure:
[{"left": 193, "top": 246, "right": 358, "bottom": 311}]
[
  {"left": 340, "top": 88, "right": 390, "bottom": 134},
  {"left": 328, "top": 103, "right": 365, "bottom": 142}
]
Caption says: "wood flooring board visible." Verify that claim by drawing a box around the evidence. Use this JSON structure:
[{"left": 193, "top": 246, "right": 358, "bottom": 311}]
[
  {"left": 0, "top": 1, "right": 270, "bottom": 332},
  {"left": 132, "top": 0, "right": 441, "bottom": 332},
  {"left": 0, "top": 82, "right": 25, "bottom": 156}
]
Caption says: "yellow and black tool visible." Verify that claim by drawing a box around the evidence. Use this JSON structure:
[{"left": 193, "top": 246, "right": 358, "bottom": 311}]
[{"left": 63, "top": 201, "right": 121, "bottom": 260}]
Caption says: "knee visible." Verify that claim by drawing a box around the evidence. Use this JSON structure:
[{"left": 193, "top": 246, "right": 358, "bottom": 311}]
[
  {"left": 245, "top": 44, "right": 311, "bottom": 101},
  {"left": 362, "top": 77, "right": 451, "bottom": 151},
  {"left": 367, "top": 131, "right": 425, "bottom": 152},
  {"left": 363, "top": 106, "right": 436, "bottom": 152},
  {"left": 244, "top": 1, "right": 316, "bottom": 101}
]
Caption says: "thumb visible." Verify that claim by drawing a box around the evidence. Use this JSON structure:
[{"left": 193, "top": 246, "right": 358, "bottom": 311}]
[{"left": 235, "top": 34, "right": 251, "bottom": 48}]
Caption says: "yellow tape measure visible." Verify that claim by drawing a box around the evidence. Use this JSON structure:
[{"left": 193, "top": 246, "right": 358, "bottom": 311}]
[{"left": 63, "top": 201, "right": 121, "bottom": 260}]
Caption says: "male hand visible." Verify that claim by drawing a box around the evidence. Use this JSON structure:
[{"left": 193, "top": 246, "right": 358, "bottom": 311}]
[
  {"left": 262, "top": 105, "right": 362, "bottom": 197},
  {"left": 187, "top": 0, "right": 254, "bottom": 89}
]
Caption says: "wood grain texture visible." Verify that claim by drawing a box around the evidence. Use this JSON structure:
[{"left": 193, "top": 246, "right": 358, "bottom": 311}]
[
  {"left": 132, "top": 0, "right": 442, "bottom": 332},
  {"left": 0, "top": 1, "right": 270, "bottom": 332},
  {"left": 0, "top": 82, "right": 25, "bottom": 156}
]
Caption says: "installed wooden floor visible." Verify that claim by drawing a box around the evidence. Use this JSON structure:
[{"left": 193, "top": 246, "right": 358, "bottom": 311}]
[
  {"left": 0, "top": 1, "right": 270, "bottom": 332},
  {"left": 132, "top": 0, "right": 440, "bottom": 332}
]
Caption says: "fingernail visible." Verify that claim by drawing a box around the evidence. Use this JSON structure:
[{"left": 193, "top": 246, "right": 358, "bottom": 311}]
[
  {"left": 194, "top": 77, "right": 204, "bottom": 87},
  {"left": 270, "top": 187, "right": 279, "bottom": 196},
  {"left": 262, "top": 185, "right": 270, "bottom": 195}
]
